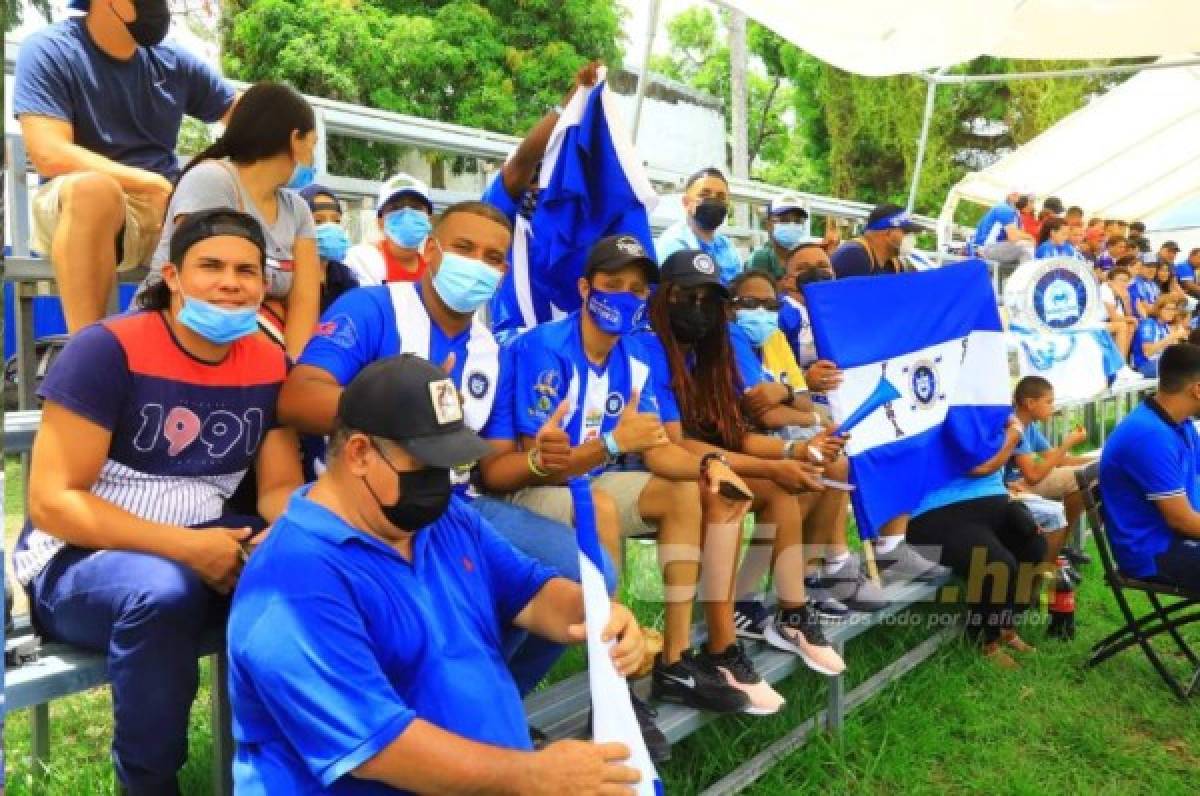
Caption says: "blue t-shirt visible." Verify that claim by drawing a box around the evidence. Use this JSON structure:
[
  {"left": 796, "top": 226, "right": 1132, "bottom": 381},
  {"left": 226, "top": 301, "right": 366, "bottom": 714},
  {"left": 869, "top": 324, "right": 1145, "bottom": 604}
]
[
  {"left": 511, "top": 314, "right": 660, "bottom": 474},
  {"left": 1099, "top": 400, "right": 1198, "bottom": 577},
  {"left": 972, "top": 202, "right": 1018, "bottom": 247},
  {"left": 1175, "top": 261, "right": 1196, "bottom": 283},
  {"left": 228, "top": 489, "right": 555, "bottom": 794},
  {"left": 1035, "top": 241, "right": 1076, "bottom": 259},
  {"left": 13, "top": 18, "right": 234, "bottom": 180},
  {"left": 1130, "top": 276, "right": 1160, "bottom": 317},
  {"left": 656, "top": 220, "right": 743, "bottom": 285},
  {"left": 911, "top": 470, "right": 1008, "bottom": 518},
  {"left": 1004, "top": 423, "right": 1052, "bottom": 483},
  {"left": 1132, "top": 318, "right": 1169, "bottom": 371}
]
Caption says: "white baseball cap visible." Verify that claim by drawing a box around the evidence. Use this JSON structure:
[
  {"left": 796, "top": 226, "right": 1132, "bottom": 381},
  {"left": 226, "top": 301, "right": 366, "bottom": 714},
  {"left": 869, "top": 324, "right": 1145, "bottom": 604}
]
[
  {"left": 769, "top": 193, "right": 809, "bottom": 218},
  {"left": 377, "top": 173, "right": 432, "bottom": 216}
]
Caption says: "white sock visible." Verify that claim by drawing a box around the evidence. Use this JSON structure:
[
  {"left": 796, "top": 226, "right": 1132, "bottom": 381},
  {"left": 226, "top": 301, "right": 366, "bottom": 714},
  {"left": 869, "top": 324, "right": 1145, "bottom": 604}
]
[
  {"left": 823, "top": 552, "right": 851, "bottom": 576},
  {"left": 875, "top": 535, "right": 903, "bottom": 555}
]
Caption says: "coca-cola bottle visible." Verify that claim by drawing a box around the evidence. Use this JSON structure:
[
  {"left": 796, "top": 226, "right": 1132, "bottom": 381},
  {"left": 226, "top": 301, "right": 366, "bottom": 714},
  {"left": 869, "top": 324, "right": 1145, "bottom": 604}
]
[{"left": 1047, "top": 555, "right": 1076, "bottom": 640}]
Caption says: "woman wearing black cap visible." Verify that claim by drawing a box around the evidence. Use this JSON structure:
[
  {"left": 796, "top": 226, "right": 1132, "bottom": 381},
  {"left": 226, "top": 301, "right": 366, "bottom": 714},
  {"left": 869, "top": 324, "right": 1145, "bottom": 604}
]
[{"left": 637, "top": 248, "right": 848, "bottom": 679}]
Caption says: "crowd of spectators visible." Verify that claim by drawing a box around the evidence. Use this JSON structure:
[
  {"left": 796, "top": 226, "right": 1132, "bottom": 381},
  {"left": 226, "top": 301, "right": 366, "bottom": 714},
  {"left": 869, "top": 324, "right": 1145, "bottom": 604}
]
[{"left": 8, "top": 5, "right": 1199, "bottom": 794}]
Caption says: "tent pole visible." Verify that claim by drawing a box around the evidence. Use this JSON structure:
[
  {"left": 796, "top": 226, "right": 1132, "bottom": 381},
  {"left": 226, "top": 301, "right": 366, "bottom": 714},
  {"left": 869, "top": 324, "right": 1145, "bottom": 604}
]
[
  {"left": 931, "top": 57, "right": 1200, "bottom": 84},
  {"left": 907, "top": 70, "right": 942, "bottom": 212},
  {"left": 631, "top": 0, "right": 662, "bottom": 144}
]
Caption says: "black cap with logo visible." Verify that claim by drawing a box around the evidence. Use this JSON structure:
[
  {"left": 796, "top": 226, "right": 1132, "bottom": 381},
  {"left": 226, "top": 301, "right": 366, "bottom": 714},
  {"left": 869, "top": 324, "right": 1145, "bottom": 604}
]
[
  {"left": 337, "top": 354, "right": 492, "bottom": 468},
  {"left": 585, "top": 235, "right": 660, "bottom": 284},
  {"left": 660, "top": 248, "right": 730, "bottom": 297}
]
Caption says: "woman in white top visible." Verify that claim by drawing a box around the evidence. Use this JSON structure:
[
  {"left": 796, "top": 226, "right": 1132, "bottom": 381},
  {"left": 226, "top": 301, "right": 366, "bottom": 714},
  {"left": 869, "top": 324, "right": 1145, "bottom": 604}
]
[{"left": 141, "top": 82, "right": 321, "bottom": 358}]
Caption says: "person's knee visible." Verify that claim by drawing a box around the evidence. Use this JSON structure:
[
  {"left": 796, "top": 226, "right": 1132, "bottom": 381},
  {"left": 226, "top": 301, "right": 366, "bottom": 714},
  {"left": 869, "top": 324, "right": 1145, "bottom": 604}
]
[
  {"left": 116, "top": 559, "right": 210, "bottom": 632},
  {"left": 59, "top": 172, "right": 126, "bottom": 230}
]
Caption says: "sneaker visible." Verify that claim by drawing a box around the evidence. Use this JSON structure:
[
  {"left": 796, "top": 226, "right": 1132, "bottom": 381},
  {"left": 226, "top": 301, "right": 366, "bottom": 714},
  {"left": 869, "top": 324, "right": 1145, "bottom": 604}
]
[
  {"left": 630, "top": 694, "right": 671, "bottom": 763},
  {"left": 876, "top": 540, "right": 950, "bottom": 586},
  {"left": 764, "top": 604, "right": 846, "bottom": 677},
  {"left": 651, "top": 651, "right": 750, "bottom": 714},
  {"left": 733, "top": 599, "right": 771, "bottom": 640},
  {"left": 1062, "top": 546, "right": 1092, "bottom": 567},
  {"left": 701, "top": 643, "right": 786, "bottom": 716},
  {"left": 803, "top": 574, "right": 852, "bottom": 620},
  {"left": 813, "top": 556, "right": 889, "bottom": 613}
]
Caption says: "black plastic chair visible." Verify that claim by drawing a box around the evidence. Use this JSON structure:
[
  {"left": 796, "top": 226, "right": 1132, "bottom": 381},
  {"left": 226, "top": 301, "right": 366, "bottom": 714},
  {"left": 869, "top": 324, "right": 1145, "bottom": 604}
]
[{"left": 1078, "top": 465, "right": 1200, "bottom": 700}]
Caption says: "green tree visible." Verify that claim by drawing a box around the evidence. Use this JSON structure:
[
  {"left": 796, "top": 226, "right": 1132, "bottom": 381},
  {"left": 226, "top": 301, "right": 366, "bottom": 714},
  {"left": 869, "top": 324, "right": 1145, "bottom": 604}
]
[
  {"left": 3, "top": 0, "right": 52, "bottom": 34},
  {"left": 221, "top": 0, "right": 623, "bottom": 184}
]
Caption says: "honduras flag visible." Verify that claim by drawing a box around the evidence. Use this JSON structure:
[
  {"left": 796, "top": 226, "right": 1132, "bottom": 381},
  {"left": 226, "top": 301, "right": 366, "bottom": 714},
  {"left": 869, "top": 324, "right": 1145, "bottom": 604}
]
[
  {"left": 568, "top": 479, "right": 663, "bottom": 796},
  {"left": 525, "top": 72, "right": 659, "bottom": 318},
  {"left": 804, "top": 260, "right": 1010, "bottom": 539}
]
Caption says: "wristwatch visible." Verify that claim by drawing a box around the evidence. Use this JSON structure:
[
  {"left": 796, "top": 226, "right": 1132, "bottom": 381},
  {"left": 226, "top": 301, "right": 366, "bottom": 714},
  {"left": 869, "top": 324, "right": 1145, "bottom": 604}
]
[{"left": 699, "top": 451, "right": 729, "bottom": 476}]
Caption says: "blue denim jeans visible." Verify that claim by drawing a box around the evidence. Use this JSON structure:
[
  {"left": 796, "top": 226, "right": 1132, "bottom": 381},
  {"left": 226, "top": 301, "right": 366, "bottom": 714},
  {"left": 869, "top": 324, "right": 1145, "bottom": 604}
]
[
  {"left": 472, "top": 496, "right": 617, "bottom": 695},
  {"left": 28, "top": 515, "right": 264, "bottom": 795}
]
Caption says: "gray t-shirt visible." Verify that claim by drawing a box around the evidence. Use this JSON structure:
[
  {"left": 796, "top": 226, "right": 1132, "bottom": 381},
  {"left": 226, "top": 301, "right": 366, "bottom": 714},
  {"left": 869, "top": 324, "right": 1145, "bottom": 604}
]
[{"left": 144, "top": 158, "right": 315, "bottom": 299}]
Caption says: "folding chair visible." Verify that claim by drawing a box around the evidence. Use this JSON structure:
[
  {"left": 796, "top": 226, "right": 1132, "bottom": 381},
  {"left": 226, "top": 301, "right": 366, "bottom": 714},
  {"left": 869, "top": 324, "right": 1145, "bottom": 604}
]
[{"left": 1078, "top": 466, "right": 1200, "bottom": 700}]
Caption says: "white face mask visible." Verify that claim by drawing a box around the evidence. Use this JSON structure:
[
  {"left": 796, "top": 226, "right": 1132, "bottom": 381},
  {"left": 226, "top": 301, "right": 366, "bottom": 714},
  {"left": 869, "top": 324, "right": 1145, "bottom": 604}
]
[{"left": 899, "top": 233, "right": 917, "bottom": 256}]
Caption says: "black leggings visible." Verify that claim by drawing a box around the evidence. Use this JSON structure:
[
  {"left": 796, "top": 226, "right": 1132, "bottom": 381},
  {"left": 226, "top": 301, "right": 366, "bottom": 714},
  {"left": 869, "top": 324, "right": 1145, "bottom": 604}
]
[{"left": 908, "top": 496, "right": 1048, "bottom": 643}]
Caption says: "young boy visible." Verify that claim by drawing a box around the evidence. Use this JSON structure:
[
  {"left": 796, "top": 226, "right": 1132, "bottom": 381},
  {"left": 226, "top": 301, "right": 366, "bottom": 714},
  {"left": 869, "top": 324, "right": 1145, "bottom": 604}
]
[{"left": 1006, "top": 376, "right": 1096, "bottom": 564}]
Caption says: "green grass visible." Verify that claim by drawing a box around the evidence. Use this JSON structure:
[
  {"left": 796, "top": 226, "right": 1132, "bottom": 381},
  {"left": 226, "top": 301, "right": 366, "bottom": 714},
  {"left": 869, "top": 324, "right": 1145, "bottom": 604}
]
[{"left": 6, "top": 457, "right": 1200, "bottom": 794}]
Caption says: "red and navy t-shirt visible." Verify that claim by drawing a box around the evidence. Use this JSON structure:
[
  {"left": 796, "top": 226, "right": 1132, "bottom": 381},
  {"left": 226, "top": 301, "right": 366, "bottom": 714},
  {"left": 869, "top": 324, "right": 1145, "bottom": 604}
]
[{"left": 13, "top": 311, "right": 287, "bottom": 585}]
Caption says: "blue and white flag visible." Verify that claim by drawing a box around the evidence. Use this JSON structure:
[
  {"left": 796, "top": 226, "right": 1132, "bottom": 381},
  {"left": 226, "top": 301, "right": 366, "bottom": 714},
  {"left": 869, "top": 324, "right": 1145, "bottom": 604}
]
[
  {"left": 804, "top": 260, "right": 1010, "bottom": 539},
  {"left": 526, "top": 73, "right": 659, "bottom": 317},
  {"left": 568, "top": 479, "right": 662, "bottom": 796}
]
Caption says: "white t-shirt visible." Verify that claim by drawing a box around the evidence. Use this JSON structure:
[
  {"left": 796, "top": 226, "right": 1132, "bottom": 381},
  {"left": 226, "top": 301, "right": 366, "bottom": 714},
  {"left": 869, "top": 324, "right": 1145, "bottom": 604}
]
[
  {"left": 344, "top": 241, "right": 388, "bottom": 287},
  {"left": 1099, "top": 283, "right": 1126, "bottom": 319}
]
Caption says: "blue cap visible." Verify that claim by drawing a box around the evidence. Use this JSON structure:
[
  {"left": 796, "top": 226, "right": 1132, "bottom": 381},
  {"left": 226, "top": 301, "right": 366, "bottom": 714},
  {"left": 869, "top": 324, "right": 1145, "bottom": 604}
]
[
  {"left": 68, "top": 0, "right": 90, "bottom": 10},
  {"left": 865, "top": 203, "right": 921, "bottom": 232},
  {"left": 297, "top": 184, "right": 341, "bottom": 214}
]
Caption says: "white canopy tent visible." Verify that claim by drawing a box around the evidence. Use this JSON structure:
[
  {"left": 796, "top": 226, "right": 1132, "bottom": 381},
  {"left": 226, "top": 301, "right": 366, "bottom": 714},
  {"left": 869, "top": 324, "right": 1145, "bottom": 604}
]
[
  {"left": 711, "top": 0, "right": 1200, "bottom": 78},
  {"left": 632, "top": 1, "right": 1200, "bottom": 217},
  {"left": 940, "top": 61, "right": 1200, "bottom": 234}
]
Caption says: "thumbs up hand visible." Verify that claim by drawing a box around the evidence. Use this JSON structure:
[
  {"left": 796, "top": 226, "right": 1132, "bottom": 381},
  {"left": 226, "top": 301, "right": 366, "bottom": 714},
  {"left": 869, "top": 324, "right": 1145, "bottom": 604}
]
[
  {"left": 612, "top": 389, "right": 668, "bottom": 455},
  {"left": 533, "top": 400, "right": 572, "bottom": 476}
]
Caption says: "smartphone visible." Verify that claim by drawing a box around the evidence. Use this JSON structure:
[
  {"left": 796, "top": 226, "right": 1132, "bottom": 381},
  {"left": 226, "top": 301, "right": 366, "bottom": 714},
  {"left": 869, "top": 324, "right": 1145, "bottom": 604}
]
[
  {"left": 718, "top": 479, "right": 754, "bottom": 501},
  {"left": 820, "top": 477, "right": 856, "bottom": 492}
]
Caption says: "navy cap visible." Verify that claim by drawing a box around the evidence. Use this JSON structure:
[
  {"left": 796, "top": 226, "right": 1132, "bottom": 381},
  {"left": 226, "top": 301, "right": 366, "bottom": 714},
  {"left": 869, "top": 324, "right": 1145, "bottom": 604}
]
[{"left": 659, "top": 249, "right": 730, "bottom": 297}]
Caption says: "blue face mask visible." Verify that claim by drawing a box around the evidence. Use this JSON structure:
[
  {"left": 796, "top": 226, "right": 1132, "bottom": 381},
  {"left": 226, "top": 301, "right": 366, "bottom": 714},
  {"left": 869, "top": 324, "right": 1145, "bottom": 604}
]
[
  {"left": 586, "top": 289, "right": 646, "bottom": 336},
  {"left": 383, "top": 208, "right": 432, "bottom": 249},
  {"left": 286, "top": 162, "right": 316, "bottom": 192},
  {"left": 432, "top": 251, "right": 502, "bottom": 314},
  {"left": 177, "top": 291, "right": 260, "bottom": 344},
  {"left": 736, "top": 307, "right": 780, "bottom": 347},
  {"left": 771, "top": 222, "right": 808, "bottom": 250},
  {"left": 315, "top": 222, "right": 350, "bottom": 262}
]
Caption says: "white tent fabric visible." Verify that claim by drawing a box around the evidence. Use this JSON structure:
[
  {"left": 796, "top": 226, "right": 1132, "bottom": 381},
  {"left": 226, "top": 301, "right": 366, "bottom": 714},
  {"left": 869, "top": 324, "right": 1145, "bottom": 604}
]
[
  {"left": 718, "top": 0, "right": 1200, "bottom": 77},
  {"left": 942, "top": 62, "right": 1200, "bottom": 224}
]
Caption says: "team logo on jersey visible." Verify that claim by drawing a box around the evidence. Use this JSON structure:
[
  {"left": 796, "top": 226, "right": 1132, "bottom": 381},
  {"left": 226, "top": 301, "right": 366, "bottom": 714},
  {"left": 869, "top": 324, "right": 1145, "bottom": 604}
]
[
  {"left": 429, "top": 379, "right": 463, "bottom": 425},
  {"left": 904, "top": 357, "right": 944, "bottom": 410},
  {"left": 534, "top": 369, "right": 562, "bottom": 398},
  {"left": 605, "top": 392, "right": 626, "bottom": 415},
  {"left": 315, "top": 314, "right": 357, "bottom": 349},
  {"left": 466, "top": 370, "right": 490, "bottom": 399}
]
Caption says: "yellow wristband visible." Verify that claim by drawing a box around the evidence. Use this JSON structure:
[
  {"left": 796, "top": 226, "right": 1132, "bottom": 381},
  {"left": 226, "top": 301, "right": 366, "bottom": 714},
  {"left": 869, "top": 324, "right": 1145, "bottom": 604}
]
[{"left": 528, "top": 448, "right": 551, "bottom": 478}]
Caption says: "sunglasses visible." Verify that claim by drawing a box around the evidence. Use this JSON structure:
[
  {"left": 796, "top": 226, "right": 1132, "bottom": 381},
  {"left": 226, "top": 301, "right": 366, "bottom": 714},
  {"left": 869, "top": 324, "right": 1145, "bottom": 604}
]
[{"left": 731, "top": 296, "right": 780, "bottom": 311}]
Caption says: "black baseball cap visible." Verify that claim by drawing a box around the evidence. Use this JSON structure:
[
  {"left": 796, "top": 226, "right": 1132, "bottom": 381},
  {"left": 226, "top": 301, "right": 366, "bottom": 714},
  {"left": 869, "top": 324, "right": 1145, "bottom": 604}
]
[
  {"left": 1042, "top": 196, "right": 1064, "bottom": 215},
  {"left": 584, "top": 235, "right": 660, "bottom": 284},
  {"left": 337, "top": 354, "right": 492, "bottom": 468},
  {"left": 864, "top": 203, "right": 921, "bottom": 232},
  {"left": 660, "top": 249, "right": 730, "bottom": 297},
  {"left": 169, "top": 208, "right": 267, "bottom": 267}
]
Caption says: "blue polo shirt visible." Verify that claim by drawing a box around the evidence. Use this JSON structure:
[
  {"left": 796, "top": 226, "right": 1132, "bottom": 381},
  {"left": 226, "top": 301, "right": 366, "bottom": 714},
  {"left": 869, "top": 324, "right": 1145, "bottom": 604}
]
[
  {"left": 228, "top": 488, "right": 555, "bottom": 794},
  {"left": 655, "top": 220, "right": 743, "bottom": 285},
  {"left": 972, "top": 202, "right": 1018, "bottom": 247},
  {"left": 1175, "top": 260, "right": 1196, "bottom": 283},
  {"left": 1099, "top": 399, "right": 1198, "bottom": 577},
  {"left": 1132, "top": 318, "right": 1169, "bottom": 371}
]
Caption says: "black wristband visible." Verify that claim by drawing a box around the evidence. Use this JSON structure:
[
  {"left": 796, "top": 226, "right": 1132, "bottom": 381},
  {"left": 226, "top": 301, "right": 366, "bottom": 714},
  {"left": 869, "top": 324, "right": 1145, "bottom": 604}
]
[{"left": 784, "top": 383, "right": 796, "bottom": 406}]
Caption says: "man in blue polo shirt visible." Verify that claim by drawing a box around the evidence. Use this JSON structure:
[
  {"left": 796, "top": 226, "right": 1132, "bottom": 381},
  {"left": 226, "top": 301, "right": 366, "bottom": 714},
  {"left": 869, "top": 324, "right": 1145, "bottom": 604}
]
[
  {"left": 278, "top": 202, "right": 629, "bottom": 704},
  {"left": 1099, "top": 343, "right": 1200, "bottom": 593},
  {"left": 229, "top": 354, "right": 646, "bottom": 794},
  {"left": 14, "top": 0, "right": 236, "bottom": 332},
  {"left": 656, "top": 168, "right": 743, "bottom": 285}
]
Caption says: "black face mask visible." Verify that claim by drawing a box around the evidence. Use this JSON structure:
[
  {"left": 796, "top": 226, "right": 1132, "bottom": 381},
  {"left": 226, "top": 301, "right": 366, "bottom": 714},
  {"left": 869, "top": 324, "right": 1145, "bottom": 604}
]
[
  {"left": 125, "top": 0, "right": 171, "bottom": 48},
  {"left": 693, "top": 199, "right": 728, "bottom": 232},
  {"left": 365, "top": 445, "right": 452, "bottom": 531},
  {"left": 669, "top": 301, "right": 721, "bottom": 343},
  {"left": 793, "top": 269, "right": 833, "bottom": 289}
]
